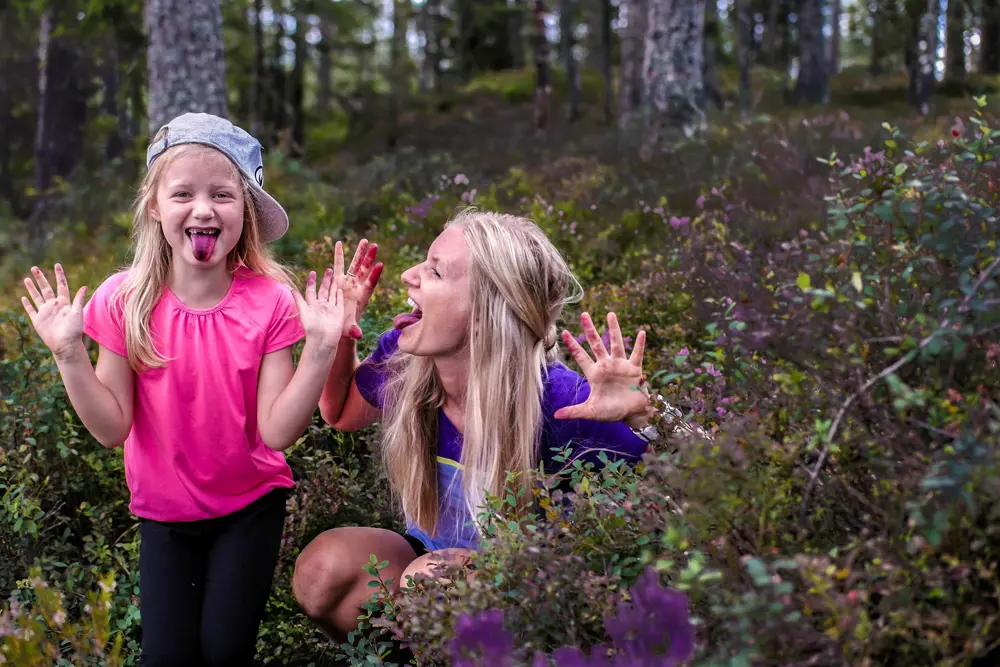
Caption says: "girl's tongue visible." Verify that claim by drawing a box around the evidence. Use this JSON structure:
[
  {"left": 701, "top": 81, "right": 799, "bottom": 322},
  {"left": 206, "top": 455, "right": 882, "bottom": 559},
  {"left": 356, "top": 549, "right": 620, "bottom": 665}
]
[{"left": 188, "top": 231, "right": 218, "bottom": 261}]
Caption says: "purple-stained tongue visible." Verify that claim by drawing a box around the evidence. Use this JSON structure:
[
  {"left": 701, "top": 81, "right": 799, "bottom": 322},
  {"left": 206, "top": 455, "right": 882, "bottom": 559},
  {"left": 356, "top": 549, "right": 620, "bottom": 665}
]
[{"left": 190, "top": 233, "right": 217, "bottom": 261}]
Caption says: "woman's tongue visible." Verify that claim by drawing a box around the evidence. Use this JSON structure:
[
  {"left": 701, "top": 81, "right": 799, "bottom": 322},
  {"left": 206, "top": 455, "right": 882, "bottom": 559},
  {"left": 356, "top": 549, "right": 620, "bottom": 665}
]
[
  {"left": 189, "top": 232, "right": 218, "bottom": 261},
  {"left": 393, "top": 308, "right": 422, "bottom": 330}
]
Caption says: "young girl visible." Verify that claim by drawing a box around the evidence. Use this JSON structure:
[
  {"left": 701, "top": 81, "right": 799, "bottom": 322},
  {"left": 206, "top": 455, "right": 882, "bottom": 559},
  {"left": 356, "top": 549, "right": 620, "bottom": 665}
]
[
  {"left": 19, "top": 112, "right": 367, "bottom": 667},
  {"left": 291, "top": 209, "right": 665, "bottom": 640}
]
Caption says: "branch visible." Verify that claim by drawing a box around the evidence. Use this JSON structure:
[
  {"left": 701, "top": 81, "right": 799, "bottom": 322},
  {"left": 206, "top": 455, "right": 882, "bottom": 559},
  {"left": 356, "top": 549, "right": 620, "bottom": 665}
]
[{"left": 797, "top": 251, "right": 1000, "bottom": 525}]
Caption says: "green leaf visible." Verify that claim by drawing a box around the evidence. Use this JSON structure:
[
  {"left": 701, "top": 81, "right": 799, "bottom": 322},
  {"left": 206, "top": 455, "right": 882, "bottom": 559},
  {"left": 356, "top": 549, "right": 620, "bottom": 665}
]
[
  {"left": 796, "top": 272, "right": 812, "bottom": 291},
  {"left": 851, "top": 271, "right": 863, "bottom": 293}
]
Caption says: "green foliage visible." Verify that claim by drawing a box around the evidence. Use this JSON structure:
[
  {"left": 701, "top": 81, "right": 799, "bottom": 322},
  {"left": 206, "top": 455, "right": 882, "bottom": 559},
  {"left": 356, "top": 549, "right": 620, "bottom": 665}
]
[{"left": 5, "top": 93, "right": 1000, "bottom": 666}]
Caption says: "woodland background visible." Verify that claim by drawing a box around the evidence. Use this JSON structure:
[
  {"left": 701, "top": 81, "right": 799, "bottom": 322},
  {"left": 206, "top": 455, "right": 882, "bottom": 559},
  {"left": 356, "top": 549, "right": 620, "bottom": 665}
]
[{"left": 3, "top": 0, "right": 1000, "bottom": 665}]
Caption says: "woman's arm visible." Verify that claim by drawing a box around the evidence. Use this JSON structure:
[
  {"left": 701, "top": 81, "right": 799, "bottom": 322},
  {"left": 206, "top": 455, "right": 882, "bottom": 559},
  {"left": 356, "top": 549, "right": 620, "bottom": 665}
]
[{"left": 319, "top": 336, "right": 382, "bottom": 431}]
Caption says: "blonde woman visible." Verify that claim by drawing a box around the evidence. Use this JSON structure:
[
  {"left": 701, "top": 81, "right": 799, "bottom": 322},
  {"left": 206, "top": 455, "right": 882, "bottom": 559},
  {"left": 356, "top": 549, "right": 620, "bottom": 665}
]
[
  {"left": 293, "top": 210, "right": 660, "bottom": 639},
  {"left": 20, "top": 113, "right": 358, "bottom": 667}
]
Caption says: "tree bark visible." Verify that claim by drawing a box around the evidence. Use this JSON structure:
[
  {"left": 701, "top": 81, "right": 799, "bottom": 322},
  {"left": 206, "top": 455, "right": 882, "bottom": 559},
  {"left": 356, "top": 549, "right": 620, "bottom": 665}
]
[
  {"left": 830, "top": 0, "right": 842, "bottom": 75},
  {"left": 911, "top": 0, "right": 939, "bottom": 114},
  {"left": 510, "top": 0, "right": 526, "bottom": 69},
  {"left": 560, "top": 0, "right": 581, "bottom": 121},
  {"left": 388, "top": 0, "right": 409, "bottom": 148},
  {"left": 642, "top": 0, "right": 706, "bottom": 154},
  {"left": 765, "top": 0, "right": 781, "bottom": 67},
  {"left": 103, "top": 37, "right": 126, "bottom": 160},
  {"left": 144, "top": 0, "right": 228, "bottom": 133},
  {"left": 619, "top": 0, "right": 647, "bottom": 129},
  {"left": 316, "top": 20, "right": 333, "bottom": 114},
  {"left": 946, "top": 0, "right": 966, "bottom": 83},
  {"left": 533, "top": 0, "right": 551, "bottom": 130},
  {"left": 734, "top": 0, "right": 751, "bottom": 114},
  {"left": 601, "top": 0, "right": 613, "bottom": 123},
  {"left": 252, "top": 0, "right": 265, "bottom": 137},
  {"left": 702, "top": 0, "right": 723, "bottom": 110},
  {"left": 290, "top": 7, "right": 306, "bottom": 156},
  {"left": 983, "top": 0, "right": 1000, "bottom": 75},
  {"left": 870, "top": 0, "right": 885, "bottom": 77},
  {"left": 794, "top": 0, "right": 827, "bottom": 104}
]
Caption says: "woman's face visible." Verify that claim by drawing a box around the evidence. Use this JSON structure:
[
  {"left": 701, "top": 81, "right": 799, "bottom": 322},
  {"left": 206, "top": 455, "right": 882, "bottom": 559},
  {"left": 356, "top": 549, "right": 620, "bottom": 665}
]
[{"left": 395, "top": 225, "right": 472, "bottom": 359}]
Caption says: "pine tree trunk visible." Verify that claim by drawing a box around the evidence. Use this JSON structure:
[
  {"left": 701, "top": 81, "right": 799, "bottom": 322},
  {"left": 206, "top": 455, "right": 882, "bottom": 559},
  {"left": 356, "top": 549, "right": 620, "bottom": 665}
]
[
  {"left": 794, "top": 0, "right": 827, "bottom": 104},
  {"left": 144, "top": 0, "right": 228, "bottom": 133},
  {"left": 103, "top": 37, "right": 126, "bottom": 160},
  {"left": 601, "top": 0, "right": 613, "bottom": 122},
  {"left": 946, "top": 0, "right": 967, "bottom": 83},
  {"left": 388, "top": 0, "right": 409, "bottom": 148},
  {"left": 870, "top": 0, "right": 885, "bottom": 76},
  {"left": 642, "top": 0, "right": 706, "bottom": 154},
  {"left": 510, "top": 0, "right": 526, "bottom": 69},
  {"left": 912, "top": 0, "right": 939, "bottom": 114},
  {"left": 830, "top": 0, "right": 841, "bottom": 75},
  {"left": 618, "top": 0, "right": 647, "bottom": 128},
  {"left": 702, "top": 0, "right": 723, "bottom": 110},
  {"left": 252, "top": 0, "right": 265, "bottom": 137},
  {"left": 316, "top": 21, "right": 332, "bottom": 114},
  {"left": 533, "top": 0, "right": 552, "bottom": 130},
  {"left": 560, "top": 0, "right": 581, "bottom": 121},
  {"left": 290, "top": 7, "right": 306, "bottom": 156},
  {"left": 765, "top": 0, "right": 781, "bottom": 67},
  {"left": 734, "top": 0, "right": 751, "bottom": 113},
  {"left": 983, "top": 0, "right": 1000, "bottom": 74}
]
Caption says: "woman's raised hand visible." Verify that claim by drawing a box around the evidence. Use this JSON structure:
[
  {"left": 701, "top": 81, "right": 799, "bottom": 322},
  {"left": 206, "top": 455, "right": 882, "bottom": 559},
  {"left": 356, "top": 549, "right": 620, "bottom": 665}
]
[
  {"left": 333, "top": 239, "right": 383, "bottom": 340},
  {"left": 554, "top": 312, "right": 652, "bottom": 427},
  {"left": 21, "top": 264, "right": 88, "bottom": 361}
]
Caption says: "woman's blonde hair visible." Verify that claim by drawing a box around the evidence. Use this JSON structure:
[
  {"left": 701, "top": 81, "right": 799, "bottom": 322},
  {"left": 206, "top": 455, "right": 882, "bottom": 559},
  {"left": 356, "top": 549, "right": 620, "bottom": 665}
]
[
  {"left": 379, "top": 209, "right": 583, "bottom": 536},
  {"left": 113, "top": 132, "right": 296, "bottom": 371}
]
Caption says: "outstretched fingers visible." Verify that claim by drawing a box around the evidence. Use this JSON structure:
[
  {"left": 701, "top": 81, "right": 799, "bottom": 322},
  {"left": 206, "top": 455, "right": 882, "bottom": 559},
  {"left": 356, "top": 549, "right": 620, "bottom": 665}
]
[
  {"left": 580, "top": 312, "right": 609, "bottom": 360},
  {"left": 318, "top": 268, "right": 334, "bottom": 302},
  {"left": 561, "top": 328, "right": 594, "bottom": 375},
  {"left": 606, "top": 312, "right": 628, "bottom": 358},
  {"left": 334, "top": 241, "right": 345, "bottom": 278},
  {"left": 628, "top": 329, "right": 647, "bottom": 367},
  {"left": 32, "top": 267, "right": 55, "bottom": 301}
]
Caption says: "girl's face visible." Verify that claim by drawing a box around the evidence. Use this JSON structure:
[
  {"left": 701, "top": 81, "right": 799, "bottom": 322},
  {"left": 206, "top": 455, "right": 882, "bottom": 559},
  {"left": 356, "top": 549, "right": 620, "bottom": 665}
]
[
  {"left": 396, "top": 225, "right": 473, "bottom": 359},
  {"left": 151, "top": 148, "right": 246, "bottom": 270}
]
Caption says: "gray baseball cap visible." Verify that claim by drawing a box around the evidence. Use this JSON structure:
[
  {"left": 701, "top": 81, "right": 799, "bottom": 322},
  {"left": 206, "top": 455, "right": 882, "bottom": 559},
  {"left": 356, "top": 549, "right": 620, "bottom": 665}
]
[{"left": 146, "top": 112, "right": 289, "bottom": 244}]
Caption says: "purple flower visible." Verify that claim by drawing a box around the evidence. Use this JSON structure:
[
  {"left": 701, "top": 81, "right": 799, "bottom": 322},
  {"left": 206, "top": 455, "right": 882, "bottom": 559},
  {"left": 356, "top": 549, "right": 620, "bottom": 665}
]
[
  {"left": 668, "top": 216, "right": 690, "bottom": 229},
  {"left": 603, "top": 567, "right": 695, "bottom": 666},
  {"left": 677, "top": 347, "right": 689, "bottom": 356},
  {"left": 451, "top": 609, "right": 515, "bottom": 667}
]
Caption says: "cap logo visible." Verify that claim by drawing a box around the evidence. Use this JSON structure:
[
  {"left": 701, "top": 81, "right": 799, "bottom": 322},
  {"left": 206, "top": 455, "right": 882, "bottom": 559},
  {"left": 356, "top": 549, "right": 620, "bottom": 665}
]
[{"left": 254, "top": 165, "right": 264, "bottom": 186}]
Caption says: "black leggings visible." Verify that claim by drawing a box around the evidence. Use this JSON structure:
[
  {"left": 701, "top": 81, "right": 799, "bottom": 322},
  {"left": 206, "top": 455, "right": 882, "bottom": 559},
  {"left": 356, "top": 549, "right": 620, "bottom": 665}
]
[{"left": 138, "top": 488, "right": 288, "bottom": 667}]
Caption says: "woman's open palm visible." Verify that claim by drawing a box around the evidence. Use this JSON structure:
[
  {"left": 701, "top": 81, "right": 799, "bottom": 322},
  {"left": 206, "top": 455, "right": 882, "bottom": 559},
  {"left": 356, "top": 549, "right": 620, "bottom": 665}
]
[
  {"left": 22, "top": 264, "right": 88, "bottom": 360},
  {"left": 554, "top": 312, "right": 649, "bottom": 423},
  {"left": 333, "top": 239, "right": 383, "bottom": 340}
]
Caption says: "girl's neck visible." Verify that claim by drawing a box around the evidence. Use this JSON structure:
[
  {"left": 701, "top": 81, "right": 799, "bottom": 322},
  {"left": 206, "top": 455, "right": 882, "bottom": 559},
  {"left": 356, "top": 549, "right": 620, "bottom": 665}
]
[{"left": 167, "top": 259, "right": 234, "bottom": 310}]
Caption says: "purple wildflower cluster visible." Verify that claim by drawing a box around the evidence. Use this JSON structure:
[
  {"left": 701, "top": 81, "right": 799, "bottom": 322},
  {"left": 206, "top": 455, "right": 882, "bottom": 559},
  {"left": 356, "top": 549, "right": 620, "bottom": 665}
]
[{"left": 449, "top": 567, "right": 694, "bottom": 667}]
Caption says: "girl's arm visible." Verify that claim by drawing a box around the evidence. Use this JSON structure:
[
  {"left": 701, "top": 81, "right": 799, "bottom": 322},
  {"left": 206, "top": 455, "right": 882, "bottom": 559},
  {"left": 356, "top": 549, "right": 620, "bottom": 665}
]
[
  {"left": 55, "top": 343, "right": 134, "bottom": 448},
  {"left": 22, "top": 265, "right": 134, "bottom": 448},
  {"left": 257, "top": 338, "right": 339, "bottom": 451}
]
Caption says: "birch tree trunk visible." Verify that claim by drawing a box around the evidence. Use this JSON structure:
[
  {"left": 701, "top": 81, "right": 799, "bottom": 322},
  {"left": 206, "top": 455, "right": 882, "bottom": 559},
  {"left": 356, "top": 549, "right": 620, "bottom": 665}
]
[
  {"left": 145, "top": 0, "right": 228, "bottom": 133},
  {"left": 642, "top": 0, "right": 706, "bottom": 154}
]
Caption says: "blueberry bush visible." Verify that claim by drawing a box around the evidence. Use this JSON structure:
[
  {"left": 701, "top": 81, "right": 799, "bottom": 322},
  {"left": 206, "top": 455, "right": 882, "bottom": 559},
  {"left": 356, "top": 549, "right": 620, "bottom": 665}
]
[{"left": 3, "top": 88, "right": 1000, "bottom": 666}]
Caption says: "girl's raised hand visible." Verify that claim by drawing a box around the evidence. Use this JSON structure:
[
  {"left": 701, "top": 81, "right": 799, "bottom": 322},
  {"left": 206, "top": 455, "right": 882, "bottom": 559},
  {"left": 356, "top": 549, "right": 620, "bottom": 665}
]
[
  {"left": 554, "top": 312, "right": 652, "bottom": 426},
  {"left": 293, "top": 269, "right": 346, "bottom": 352},
  {"left": 333, "top": 239, "right": 383, "bottom": 340},
  {"left": 22, "top": 264, "right": 88, "bottom": 361}
]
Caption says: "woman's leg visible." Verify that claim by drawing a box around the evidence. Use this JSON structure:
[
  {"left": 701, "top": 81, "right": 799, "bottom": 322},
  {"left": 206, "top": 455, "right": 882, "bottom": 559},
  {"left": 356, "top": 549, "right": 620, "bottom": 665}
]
[
  {"left": 138, "top": 518, "right": 209, "bottom": 667},
  {"left": 399, "top": 548, "right": 475, "bottom": 588},
  {"left": 292, "top": 526, "right": 419, "bottom": 639},
  {"left": 198, "top": 489, "right": 288, "bottom": 667}
]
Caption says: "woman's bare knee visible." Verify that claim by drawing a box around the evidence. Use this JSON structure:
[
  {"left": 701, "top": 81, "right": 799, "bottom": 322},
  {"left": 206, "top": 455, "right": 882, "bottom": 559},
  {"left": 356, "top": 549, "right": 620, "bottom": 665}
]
[{"left": 292, "top": 527, "right": 419, "bottom": 635}]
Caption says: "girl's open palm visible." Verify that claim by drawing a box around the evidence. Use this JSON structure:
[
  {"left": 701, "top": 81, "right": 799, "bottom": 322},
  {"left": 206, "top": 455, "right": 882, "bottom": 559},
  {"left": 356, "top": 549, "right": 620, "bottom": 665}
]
[
  {"left": 333, "top": 239, "right": 383, "bottom": 340},
  {"left": 554, "top": 312, "right": 649, "bottom": 424},
  {"left": 293, "top": 269, "right": 346, "bottom": 350},
  {"left": 22, "top": 264, "right": 88, "bottom": 360}
]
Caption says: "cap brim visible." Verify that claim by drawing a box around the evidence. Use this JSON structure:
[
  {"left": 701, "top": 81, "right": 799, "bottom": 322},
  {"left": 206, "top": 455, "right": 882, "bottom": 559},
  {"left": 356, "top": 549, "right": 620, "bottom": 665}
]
[{"left": 249, "top": 184, "right": 289, "bottom": 244}]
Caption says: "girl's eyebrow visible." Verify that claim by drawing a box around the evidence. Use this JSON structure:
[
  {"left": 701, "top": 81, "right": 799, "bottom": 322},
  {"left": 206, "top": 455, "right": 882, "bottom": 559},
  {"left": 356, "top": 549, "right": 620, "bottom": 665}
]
[{"left": 428, "top": 254, "right": 449, "bottom": 272}]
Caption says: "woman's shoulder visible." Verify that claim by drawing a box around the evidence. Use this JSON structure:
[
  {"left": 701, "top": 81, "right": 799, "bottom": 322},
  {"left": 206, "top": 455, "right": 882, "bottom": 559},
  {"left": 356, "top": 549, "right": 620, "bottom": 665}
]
[{"left": 541, "top": 361, "right": 588, "bottom": 412}]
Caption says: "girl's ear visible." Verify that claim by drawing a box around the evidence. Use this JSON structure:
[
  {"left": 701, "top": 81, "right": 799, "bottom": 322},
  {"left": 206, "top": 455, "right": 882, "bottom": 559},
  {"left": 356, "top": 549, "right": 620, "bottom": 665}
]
[{"left": 148, "top": 199, "right": 160, "bottom": 222}]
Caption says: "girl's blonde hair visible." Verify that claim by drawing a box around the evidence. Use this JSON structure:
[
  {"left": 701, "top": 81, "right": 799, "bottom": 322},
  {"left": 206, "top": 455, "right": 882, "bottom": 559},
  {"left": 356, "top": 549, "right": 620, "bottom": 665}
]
[
  {"left": 379, "top": 209, "right": 583, "bottom": 536},
  {"left": 114, "top": 133, "right": 296, "bottom": 371}
]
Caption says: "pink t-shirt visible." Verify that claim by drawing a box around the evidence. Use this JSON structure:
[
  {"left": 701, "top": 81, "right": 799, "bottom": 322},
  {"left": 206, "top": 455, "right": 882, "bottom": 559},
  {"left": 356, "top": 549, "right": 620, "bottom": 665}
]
[{"left": 82, "top": 266, "right": 305, "bottom": 522}]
